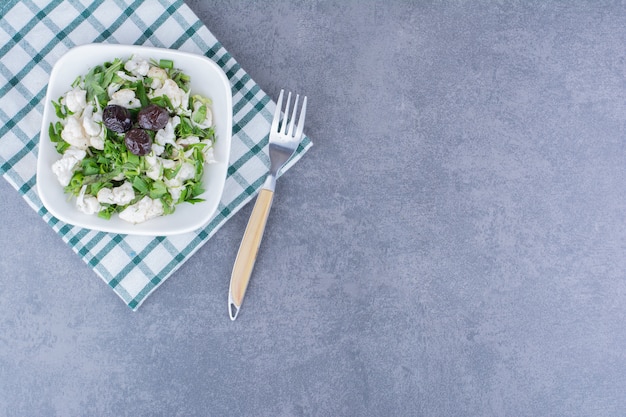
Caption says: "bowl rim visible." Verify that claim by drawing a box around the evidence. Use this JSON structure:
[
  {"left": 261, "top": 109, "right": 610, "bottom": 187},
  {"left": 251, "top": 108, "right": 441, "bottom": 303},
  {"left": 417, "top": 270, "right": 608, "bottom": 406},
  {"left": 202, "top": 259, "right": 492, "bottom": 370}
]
[{"left": 36, "top": 43, "right": 233, "bottom": 236}]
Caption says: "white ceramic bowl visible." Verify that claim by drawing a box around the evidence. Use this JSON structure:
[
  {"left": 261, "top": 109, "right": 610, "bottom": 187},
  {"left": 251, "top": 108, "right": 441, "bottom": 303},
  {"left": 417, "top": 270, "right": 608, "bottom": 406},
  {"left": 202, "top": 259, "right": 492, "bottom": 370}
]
[{"left": 36, "top": 44, "right": 232, "bottom": 236}]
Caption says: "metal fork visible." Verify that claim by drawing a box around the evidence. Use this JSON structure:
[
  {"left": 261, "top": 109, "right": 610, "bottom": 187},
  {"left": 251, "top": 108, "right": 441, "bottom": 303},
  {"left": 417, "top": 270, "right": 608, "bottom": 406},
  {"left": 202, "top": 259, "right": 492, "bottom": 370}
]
[{"left": 228, "top": 90, "right": 307, "bottom": 320}]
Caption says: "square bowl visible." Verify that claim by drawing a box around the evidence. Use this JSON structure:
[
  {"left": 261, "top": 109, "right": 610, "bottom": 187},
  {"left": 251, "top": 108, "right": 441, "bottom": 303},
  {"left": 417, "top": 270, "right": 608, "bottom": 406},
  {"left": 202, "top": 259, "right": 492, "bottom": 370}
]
[{"left": 36, "top": 44, "right": 232, "bottom": 236}]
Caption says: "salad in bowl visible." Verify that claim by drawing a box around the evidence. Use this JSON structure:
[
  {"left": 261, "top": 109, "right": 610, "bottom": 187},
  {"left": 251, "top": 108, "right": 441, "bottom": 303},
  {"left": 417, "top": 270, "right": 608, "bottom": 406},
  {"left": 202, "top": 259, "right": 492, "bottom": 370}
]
[{"left": 37, "top": 44, "right": 232, "bottom": 236}]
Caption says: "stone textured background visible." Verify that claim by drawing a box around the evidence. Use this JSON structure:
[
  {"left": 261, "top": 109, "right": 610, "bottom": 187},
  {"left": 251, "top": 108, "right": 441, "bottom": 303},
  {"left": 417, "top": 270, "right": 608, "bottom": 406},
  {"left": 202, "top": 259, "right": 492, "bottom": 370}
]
[{"left": 2, "top": 1, "right": 626, "bottom": 416}]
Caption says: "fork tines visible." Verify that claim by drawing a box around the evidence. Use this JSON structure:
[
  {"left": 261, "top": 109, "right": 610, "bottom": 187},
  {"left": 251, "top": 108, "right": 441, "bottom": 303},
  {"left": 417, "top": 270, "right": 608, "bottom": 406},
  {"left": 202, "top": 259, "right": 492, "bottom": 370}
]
[{"left": 273, "top": 89, "right": 307, "bottom": 141}]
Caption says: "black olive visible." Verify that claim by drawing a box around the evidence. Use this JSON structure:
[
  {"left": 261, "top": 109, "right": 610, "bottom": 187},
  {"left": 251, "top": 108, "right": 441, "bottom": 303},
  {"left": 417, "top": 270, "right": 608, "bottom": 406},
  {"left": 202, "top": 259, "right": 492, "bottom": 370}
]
[
  {"left": 124, "top": 128, "right": 152, "bottom": 156},
  {"left": 102, "top": 104, "right": 132, "bottom": 133},
  {"left": 137, "top": 104, "right": 169, "bottom": 131}
]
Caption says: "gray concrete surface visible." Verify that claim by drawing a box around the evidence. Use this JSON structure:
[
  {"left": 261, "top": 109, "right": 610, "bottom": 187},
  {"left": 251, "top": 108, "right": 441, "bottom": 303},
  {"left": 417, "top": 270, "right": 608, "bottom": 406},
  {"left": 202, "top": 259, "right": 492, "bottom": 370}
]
[{"left": 2, "top": 1, "right": 626, "bottom": 416}]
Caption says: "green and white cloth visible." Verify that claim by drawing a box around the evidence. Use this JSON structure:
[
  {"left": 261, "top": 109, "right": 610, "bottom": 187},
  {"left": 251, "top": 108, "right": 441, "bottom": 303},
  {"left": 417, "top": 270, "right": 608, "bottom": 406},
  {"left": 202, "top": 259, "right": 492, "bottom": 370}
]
[{"left": 0, "top": 0, "right": 312, "bottom": 310}]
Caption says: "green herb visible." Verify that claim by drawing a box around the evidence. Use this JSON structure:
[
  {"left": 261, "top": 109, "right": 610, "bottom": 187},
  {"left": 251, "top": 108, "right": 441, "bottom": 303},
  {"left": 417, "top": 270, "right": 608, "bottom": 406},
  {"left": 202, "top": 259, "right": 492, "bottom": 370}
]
[
  {"left": 150, "top": 94, "right": 174, "bottom": 111},
  {"left": 84, "top": 66, "right": 107, "bottom": 104},
  {"left": 192, "top": 104, "right": 206, "bottom": 124},
  {"left": 131, "top": 175, "right": 148, "bottom": 195},
  {"left": 135, "top": 80, "right": 149, "bottom": 107},
  {"left": 103, "top": 58, "right": 123, "bottom": 87},
  {"left": 98, "top": 205, "right": 114, "bottom": 220},
  {"left": 149, "top": 180, "right": 168, "bottom": 199},
  {"left": 81, "top": 158, "right": 100, "bottom": 176},
  {"left": 159, "top": 59, "right": 174, "bottom": 69},
  {"left": 52, "top": 99, "right": 65, "bottom": 119},
  {"left": 48, "top": 122, "right": 69, "bottom": 154}
]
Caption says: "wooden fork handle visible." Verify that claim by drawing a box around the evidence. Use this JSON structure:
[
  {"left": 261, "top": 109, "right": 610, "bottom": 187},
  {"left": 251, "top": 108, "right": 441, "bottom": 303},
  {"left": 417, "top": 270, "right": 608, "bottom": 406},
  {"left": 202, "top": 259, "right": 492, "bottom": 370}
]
[{"left": 228, "top": 188, "right": 275, "bottom": 320}]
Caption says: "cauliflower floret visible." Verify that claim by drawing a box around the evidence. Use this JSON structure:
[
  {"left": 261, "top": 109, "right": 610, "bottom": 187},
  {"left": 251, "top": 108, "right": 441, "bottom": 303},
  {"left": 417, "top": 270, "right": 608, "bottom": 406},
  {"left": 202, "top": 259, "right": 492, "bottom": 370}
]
[
  {"left": 51, "top": 148, "right": 86, "bottom": 186},
  {"left": 124, "top": 56, "right": 149, "bottom": 77},
  {"left": 82, "top": 105, "right": 101, "bottom": 136},
  {"left": 145, "top": 154, "right": 162, "bottom": 181},
  {"left": 191, "top": 99, "right": 213, "bottom": 129},
  {"left": 155, "top": 116, "right": 180, "bottom": 146},
  {"left": 108, "top": 88, "right": 141, "bottom": 109},
  {"left": 147, "top": 66, "right": 168, "bottom": 89},
  {"left": 164, "top": 161, "right": 195, "bottom": 187},
  {"left": 96, "top": 188, "right": 114, "bottom": 204},
  {"left": 168, "top": 185, "right": 184, "bottom": 202},
  {"left": 61, "top": 116, "right": 90, "bottom": 149},
  {"left": 64, "top": 88, "right": 87, "bottom": 113},
  {"left": 176, "top": 135, "right": 199, "bottom": 147},
  {"left": 151, "top": 143, "right": 165, "bottom": 157},
  {"left": 107, "top": 82, "right": 121, "bottom": 98},
  {"left": 65, "top": 148, "right": 87, "bottom": 161},
  {"left": 81, "top": 104, "right": 105, "bottom": 150},
  {"left": 150, "top": 79, "right": 188, "bottom": 110},
  {"left": 151, "top": 116, "right": 180, "bottom": 156},
  {"left": 145, "top": 155, "right": 178, "bottom": 182},
  {"left": 116, "top": 70, "right": 138, "bottom": 83},
  {"left": 162, "top": 159, "right": 176, "bottom": 170},
  {"left": 89, "top": 135, "right": 105, "bottom": 150},
  {"left": 96, "top": 181, "right": 135, "bottom": 206},
  {"left": 61, "top": 105, "right": 104, "bottom": 150},
  {"left": 119, "top": 196, "right": 164, "bottom": 224},
  {"left": 164, "top": 161, "right": 196, "bottom": 201},
  {"left": 76, "top": 185, "right": 102, "bottom": 215},
  {"left": 155, "top": 123, "right": 176, "bottom": 146},
  {"left": 203, "top": 145, "right": 217, "bottom": 164}
]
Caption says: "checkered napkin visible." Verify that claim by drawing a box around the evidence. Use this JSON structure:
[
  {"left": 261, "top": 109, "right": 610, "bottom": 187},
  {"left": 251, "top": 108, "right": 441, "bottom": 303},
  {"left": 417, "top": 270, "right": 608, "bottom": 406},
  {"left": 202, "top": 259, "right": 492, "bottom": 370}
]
[{"left": 0, "top": 0, "right": 312, "bottom": 310}]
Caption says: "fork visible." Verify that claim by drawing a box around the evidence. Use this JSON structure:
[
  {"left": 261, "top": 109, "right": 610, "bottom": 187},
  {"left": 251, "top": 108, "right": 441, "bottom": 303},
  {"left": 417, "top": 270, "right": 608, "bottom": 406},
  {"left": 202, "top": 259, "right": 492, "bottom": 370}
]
[{"left": 228, "top": 90, "right": 307, "bottom": 320}]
